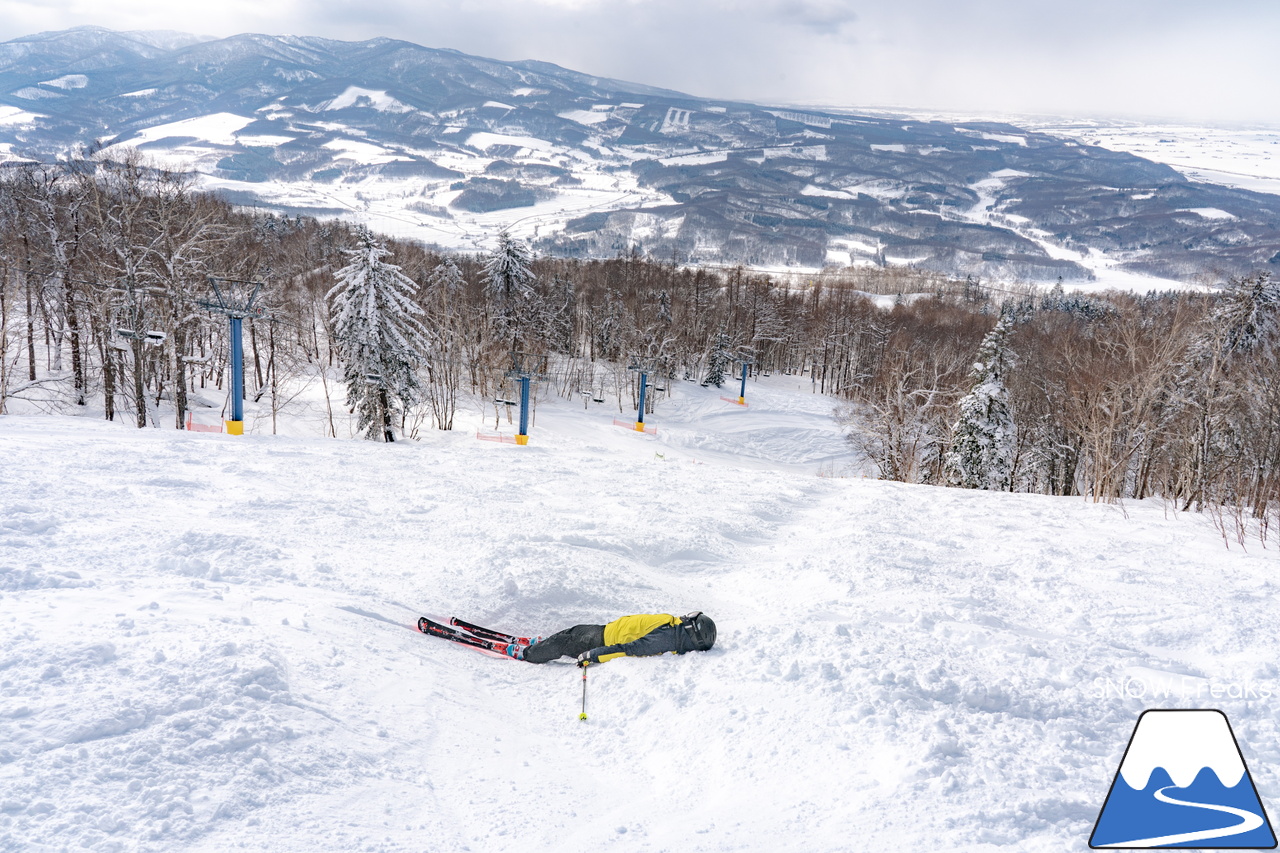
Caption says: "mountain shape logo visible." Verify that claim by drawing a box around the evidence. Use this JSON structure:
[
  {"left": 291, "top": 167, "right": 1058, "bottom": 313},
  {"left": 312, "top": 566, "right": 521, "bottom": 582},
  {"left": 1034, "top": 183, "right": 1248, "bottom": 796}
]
[{"left": 1091, "top": 710, "right": 1276, "bottom": 848}]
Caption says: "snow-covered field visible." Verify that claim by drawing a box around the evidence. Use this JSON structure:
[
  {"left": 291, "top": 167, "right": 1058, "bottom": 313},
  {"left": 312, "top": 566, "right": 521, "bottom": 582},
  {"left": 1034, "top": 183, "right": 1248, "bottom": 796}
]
[
  {"left": 2, "top": 377, "right": 1278, "bottom": 852},
  {"left": 109, "top": 109, "right": 673, "bottom": 254},
  {"left": 824, "top": 107, "right": 1280, "bottom": 198},
  {"left": 1038, "top": 121, "right": 1280, "bottom": 197}
]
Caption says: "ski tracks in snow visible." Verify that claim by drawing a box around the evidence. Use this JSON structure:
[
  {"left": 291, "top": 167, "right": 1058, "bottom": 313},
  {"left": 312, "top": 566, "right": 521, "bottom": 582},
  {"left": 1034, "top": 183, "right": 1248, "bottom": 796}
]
[{"left": 3, "top": 381, "right": 1280, "bottom": 851}]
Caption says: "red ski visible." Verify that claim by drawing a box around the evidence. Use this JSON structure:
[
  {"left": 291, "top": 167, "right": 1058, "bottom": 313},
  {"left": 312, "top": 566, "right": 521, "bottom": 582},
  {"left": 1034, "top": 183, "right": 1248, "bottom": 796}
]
[
  {"left": 417, "top": 617, "right": 512, "bottom": 657},
  {"left": 449, "top": 617, "right": 539, "bottom": 647}
]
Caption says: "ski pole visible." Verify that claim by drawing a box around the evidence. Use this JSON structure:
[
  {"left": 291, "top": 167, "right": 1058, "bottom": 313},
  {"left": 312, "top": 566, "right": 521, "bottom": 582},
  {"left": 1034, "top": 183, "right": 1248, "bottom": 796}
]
[{"left": 579, "top": 665, "right": 588, "bottom": 721}]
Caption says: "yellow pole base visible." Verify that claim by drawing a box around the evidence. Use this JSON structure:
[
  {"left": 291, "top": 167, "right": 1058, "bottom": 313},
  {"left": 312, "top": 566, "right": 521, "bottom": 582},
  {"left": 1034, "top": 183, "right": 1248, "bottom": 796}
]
[
  {"left": 738, "top": 397, "right": 746, "bottom": 405},
  {"left": 515, "top": 434, "right": 529, "bottom": 445},
  {"left": 225, "top": 420, "right": 244, "bottom": 435},
  {"left": 635, "top": 422, "right": 645, "bottom": 432}
]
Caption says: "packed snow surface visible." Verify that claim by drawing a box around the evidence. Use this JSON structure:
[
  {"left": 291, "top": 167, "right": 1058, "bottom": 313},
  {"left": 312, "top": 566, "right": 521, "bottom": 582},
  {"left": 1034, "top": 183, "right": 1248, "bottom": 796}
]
[{"left": 2, "top": 377, "right": 1278, "bottom": 852}]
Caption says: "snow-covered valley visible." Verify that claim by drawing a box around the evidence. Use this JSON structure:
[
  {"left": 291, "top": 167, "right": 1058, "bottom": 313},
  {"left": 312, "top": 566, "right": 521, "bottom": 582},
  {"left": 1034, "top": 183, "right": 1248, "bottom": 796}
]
[{"left": 2, "top": 377, "right": 1277, "bottom": 852}]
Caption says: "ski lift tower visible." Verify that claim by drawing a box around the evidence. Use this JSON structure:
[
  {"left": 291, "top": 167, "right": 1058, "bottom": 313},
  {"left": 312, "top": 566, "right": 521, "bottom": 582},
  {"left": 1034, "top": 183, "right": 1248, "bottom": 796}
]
[
  {"left": 719, "top": 354, "right": 754, "bottom": 407},
  {"left": 625, "top": 358, "right": 662, "bottom": 433},
  {"left": 198, "top": 276, "right": 266, "bottom": 435},
  {"left": 735, "top": 355, "right": 754, "bottom": 405},
  {"left": 506, "top": 351, "right": 548, "bottom": 446}
]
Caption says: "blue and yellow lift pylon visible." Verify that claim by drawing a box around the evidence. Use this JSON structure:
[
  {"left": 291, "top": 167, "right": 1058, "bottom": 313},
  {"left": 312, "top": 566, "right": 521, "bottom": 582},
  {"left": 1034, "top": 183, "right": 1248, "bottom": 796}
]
[{"left": 198, "top": 276, "right": 267, "bottom": 435}]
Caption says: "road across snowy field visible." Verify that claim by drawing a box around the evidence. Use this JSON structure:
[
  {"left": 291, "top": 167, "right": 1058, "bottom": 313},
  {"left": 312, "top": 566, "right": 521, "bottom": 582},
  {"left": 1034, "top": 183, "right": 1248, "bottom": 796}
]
[{"left": 1, "top": 379, "right": 1278, "bottom": 852}]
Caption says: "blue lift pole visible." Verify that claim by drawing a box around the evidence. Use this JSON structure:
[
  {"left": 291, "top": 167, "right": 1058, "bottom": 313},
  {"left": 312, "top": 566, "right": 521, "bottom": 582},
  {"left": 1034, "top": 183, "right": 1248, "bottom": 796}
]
[
  {"left": 228, "top": 316, "right": 245, "bottom": 434},
  {"left": 635, "top": 371, "right": 649, "bottom": 431},
  {"left": 516, "top": 374, "right": 531, "bottom": 445},
  {"left": 738, "top": 360, "right": 749, "bottom": 405},
  {"left": 200, "top": 276, "right": 261, "bottom": 437}
]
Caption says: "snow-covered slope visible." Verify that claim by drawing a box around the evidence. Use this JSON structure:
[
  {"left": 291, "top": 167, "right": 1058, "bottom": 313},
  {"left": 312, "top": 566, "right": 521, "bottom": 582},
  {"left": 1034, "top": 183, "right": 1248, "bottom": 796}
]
[{"left": 2, "top": 378, "right": 1278, "bottom": 852}]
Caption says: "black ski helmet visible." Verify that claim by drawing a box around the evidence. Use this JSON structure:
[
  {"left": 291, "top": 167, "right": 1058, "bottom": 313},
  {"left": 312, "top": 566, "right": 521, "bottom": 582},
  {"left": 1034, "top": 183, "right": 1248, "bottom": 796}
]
[{"left": 683, "top": 611, "right": 716, "bottom": 651}]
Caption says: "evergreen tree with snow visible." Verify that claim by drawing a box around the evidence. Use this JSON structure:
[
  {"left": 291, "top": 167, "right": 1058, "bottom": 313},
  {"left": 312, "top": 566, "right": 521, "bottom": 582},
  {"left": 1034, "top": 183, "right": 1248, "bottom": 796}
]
[
  {"left": 483, "top": 230, "right": 535, "bottom": 301},
  {"left": 704, "top": 331, "right": 734, "bottom": 388},
  {"left": 426, "top": 256, "right": 466, "bottom": 296},
  {"left": 1210, "top": 271, "right": 1280, "bottom": 357},
  {"left": 328, "top": 226, "right": 430, "bottom": 442},
  {"left": 657, "top": 290, "right": 672, "bottom": 326},
  {"left": 945, "top": 309, "right": 1016, "bottom": 490},
  {"left": 484, "top": 230, "right": 535, "bottom": 345}
]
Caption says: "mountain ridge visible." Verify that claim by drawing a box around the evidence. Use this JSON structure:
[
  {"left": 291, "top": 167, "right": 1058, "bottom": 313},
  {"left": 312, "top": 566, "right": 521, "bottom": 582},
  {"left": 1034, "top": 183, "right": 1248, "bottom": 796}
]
[{"left": 2, "top": 27, "right": 1278, "bottom": 282}]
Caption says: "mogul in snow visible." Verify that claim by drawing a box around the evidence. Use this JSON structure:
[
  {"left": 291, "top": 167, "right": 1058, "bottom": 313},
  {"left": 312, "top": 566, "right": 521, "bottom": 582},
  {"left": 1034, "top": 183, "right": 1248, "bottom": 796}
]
[{"left": 418, "top": 613, "right": 716, "bottom": 664}]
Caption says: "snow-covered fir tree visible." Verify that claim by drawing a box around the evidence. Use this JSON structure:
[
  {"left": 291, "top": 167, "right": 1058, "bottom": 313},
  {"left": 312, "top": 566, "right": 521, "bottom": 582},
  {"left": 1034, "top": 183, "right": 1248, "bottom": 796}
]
[
  {"left": 425, "top": 257, "right": 465, "bottom": 296},
  {"left": 945, "top": 309, "right": 1016, "bottom": 490},
  {"left": 704, "top": 331, "right": 734, "bottom": 387},
  {"left": 483, "top": 230, "right": 535, "bottom": 301},
  {"left": 1210, "top": 271, "right": 1280, "bottom": 357},
  {"left": 484, "top": 230, "right": 535, "bottom": 346},
  {"left": 327, "top": 226, "right": 430, "bottom": 442},
  {"left": 657, "top": 290, "right": 672, "bottom": 326}
]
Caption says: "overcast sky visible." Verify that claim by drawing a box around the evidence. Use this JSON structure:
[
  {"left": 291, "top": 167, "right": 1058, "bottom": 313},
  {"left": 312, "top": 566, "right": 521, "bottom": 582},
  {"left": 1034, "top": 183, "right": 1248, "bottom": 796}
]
[{"left": 2, "top": 0, "right": 1278, "bottom": 124}]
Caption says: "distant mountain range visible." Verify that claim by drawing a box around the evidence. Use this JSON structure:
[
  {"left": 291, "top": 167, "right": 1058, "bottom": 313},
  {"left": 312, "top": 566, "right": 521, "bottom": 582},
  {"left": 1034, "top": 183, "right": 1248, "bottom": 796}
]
[{"left": 3, "top": 26, "right": 1279, "bottom": 282}]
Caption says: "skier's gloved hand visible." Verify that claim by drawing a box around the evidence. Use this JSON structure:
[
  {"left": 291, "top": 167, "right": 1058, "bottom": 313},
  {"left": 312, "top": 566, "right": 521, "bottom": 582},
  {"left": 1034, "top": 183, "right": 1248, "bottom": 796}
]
[{"left": 576, "top": 651, "right": 592, "bottom": 668}]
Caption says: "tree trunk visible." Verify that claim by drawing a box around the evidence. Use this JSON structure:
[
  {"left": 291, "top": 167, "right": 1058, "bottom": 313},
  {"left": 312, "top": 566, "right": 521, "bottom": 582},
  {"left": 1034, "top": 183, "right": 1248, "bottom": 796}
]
[
  {"left": 267, "top": 320, "right": 277, "bottom": 434},
  {"left": 380, "top": 387, "right": 394, "bottom": 442},
  {"left": 101, "top": 326, "right": 116, "bottom": 422},
  {"left": 0, "top": 280, "right": 8, "bottom": 415},
  {"left": 64, "top": 277, "right": 85, "bottom": 405},
  {"left": 173, "top": 324, "right": 188, "bottom": 428},
  {"left": 131, "top": 338, "right": 147, "bottom": 428},
  {"left": 250, "top": 319, "right": 264, "bottom": 393},
  {"left": 24, "top": 271, "right": 36, "bottom": 382}
]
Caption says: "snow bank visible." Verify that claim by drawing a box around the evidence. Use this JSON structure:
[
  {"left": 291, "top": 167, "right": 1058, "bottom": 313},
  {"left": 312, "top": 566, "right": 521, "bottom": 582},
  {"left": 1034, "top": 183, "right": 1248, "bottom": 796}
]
[{"left": 1, "top": 377, "right": 1277, "bottom": 851}]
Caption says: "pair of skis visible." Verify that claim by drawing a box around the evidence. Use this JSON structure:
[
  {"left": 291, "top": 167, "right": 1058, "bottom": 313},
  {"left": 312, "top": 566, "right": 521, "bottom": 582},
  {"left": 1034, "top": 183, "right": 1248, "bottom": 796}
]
[{"left": 416, "top": 616, "right": 538, "bottom": 658}]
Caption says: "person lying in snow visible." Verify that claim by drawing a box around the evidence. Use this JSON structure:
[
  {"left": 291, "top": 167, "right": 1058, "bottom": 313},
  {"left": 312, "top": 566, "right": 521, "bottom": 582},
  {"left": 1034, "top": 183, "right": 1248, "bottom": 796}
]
[
  {"left": 523, "top": 612, "right": 717, "bottom": 665},
  {"left": 421, "top": 612, "right": 716, "bottom": 664}
]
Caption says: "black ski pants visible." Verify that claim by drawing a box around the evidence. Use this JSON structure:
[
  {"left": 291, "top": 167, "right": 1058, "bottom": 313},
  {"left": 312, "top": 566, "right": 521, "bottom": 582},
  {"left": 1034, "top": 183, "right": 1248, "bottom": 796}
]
[{"left": 522, "top": 624, "right": 605, "bottom": 664}]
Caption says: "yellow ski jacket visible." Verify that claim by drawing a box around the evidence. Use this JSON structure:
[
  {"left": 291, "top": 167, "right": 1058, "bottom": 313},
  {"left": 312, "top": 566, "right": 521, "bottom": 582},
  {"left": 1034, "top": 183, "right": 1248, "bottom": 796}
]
[{"left": 586, "top": 613, "right": 694, "bottom": 664}]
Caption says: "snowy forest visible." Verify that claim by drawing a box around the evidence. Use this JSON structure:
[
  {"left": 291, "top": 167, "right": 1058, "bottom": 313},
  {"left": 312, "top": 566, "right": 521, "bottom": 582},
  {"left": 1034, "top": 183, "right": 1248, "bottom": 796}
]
[{"left": 1, "top": 156, "right": 1277, "bottom": 542}]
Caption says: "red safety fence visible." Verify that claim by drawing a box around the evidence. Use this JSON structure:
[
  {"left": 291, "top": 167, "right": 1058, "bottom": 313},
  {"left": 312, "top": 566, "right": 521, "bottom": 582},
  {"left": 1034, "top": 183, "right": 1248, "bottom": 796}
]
[
  {"left": 185, "top": 413, "right": 224, "bottom": 433},
  {"left": 475, "top": 431, "right": 520, "bottom": 444},
  {"left": 720, "top": 396, "right": 748, "bottom": 407},
  {"left": 613, "top": 418, "right": 657, "bottom": 435}
]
